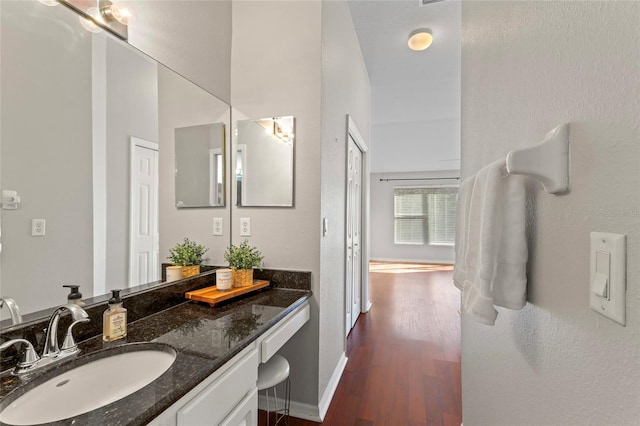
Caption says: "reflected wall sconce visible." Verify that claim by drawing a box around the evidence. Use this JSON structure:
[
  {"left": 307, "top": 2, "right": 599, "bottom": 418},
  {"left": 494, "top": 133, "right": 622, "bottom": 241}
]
[
  {"left": 408, "top": 29, "right": 433, "bottom": 51},
  {"left": 57, "top": 0, "right": 133, "bottom": 40}
]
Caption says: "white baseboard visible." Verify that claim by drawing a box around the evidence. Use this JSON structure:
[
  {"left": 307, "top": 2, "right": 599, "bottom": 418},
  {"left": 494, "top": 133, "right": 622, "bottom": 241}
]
[
  {"left": 258, "top": 353, "right": 348, "bottom": 422},
  {"left": 318, "top": 353, "right": 348, "bottom": 420},
  {"left": 370, "top": 257, "right": 454, "bottom": 265},
  {"left": 289, "top": 400, "right": 322, "bottom": 422},
  {"left": 364, "top": 300, "right": 372, "bottom": 312},
  {"left": 258, "top": 393, "right": 322, "bottom": 422}
]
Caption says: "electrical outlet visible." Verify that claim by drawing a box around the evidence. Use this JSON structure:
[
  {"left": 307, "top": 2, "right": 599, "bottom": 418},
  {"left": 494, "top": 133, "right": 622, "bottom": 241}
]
[
  {"left": 32, "top": 219, "right": 46, "bottom": 236},
  {"left": 240, "top": 217, "right": 251, "bottom": 237},
  {"left": 213, "top": 217, "right": 223, "bottom": 236}
]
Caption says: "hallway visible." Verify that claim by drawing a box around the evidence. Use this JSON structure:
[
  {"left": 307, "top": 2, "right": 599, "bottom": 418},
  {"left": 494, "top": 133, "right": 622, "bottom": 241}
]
[{"left": 286, "top": 263, "right": 461, "bottom": 425}]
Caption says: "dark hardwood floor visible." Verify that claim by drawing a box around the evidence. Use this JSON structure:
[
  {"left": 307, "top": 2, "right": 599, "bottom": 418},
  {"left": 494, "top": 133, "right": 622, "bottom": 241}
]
[{"left": 265, "top": 263, "right": 461, "bottom": 426}]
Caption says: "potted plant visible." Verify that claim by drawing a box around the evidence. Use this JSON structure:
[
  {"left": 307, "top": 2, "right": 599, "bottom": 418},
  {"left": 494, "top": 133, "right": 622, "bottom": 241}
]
[
  {"left": 224, "top": 240, "right": 264, "bottom": 287},
  {"left": 167, "top": 238, "right": 208, "bottom": 278}
]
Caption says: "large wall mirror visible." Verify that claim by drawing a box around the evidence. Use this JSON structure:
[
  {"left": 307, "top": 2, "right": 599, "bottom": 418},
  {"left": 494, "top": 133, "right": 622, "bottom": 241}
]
[
  {"left": 0, "top": 0, "right": 231, "bottom": 325},
  {"left": 234, "top": 116, "right": 295, "bottom": 207}
]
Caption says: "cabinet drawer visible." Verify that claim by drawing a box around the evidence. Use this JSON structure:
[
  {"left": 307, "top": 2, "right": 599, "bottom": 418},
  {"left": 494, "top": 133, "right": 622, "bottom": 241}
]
[
  {"left": 260, "top": 303, "right": 310, "bottom": 363},
  {"left": 219, "top": 389, "right": 257, "bottom": 426},
  {"left": 177, "top": 348, "right": 258, "bottom": 425}
]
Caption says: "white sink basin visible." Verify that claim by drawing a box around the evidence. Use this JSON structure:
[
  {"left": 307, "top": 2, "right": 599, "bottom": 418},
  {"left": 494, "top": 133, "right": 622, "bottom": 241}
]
[{"left": 0, "top": 343, "right": 176, "bottom": 425}]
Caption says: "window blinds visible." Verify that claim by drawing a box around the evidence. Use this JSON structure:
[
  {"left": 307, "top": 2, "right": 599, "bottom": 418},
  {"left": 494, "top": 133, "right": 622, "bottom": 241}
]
[{"left": 394, "top": 187, "right": 457, "bottom": 245}]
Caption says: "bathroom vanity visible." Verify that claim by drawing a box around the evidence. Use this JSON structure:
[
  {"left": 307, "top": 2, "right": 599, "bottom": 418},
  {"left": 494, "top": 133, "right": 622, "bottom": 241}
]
[{"left": 0, "top": 278, "right": 311, "bottom": 426}]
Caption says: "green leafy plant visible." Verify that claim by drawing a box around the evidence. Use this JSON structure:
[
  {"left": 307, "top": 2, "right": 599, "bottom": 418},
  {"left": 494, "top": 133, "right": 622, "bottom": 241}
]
[
  {"left": 167, "top": 238, "right": 208, "bottom": 266},
  {"left": 224, "top": 240, "right": 264, "bottom": 270}
]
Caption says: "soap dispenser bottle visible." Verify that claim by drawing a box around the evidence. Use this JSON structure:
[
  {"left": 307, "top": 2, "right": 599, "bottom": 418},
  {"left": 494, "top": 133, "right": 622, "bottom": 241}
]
[
  {"left": 63, "top": 285, "right": 85, "bottom": 307},
  {"left": 103, "top": 289, "right": 127, "bottom": 342}
]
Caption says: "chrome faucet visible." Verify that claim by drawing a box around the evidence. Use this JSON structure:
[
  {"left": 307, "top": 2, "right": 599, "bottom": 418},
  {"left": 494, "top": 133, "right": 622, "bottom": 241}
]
[
  {"left": 0, "top": 304, "right": 89, "bottom": 375},
  {"left": 0, "top": 297, "right": 23, "bottom": 325},
  {"left": 42, "top": 304, "right": 89, "bottom": 357}
]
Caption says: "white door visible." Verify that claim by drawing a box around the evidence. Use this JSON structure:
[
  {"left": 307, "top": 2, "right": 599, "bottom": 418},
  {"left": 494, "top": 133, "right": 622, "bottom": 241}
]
[
  {"left": 346, "top": 134, "right": 363, "bottom": 334},
  {"left": 210, "top": 148, "right": 223, "bottom": 206},
  {"left": 129, "top": 138, "right": 159, "bottom": 286}
]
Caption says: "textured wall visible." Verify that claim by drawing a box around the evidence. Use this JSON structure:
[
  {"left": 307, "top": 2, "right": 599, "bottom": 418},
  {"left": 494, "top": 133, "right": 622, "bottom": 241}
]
[
  {"left": 158, "top": 66, "right": 231, "bottom": 266},
  {"left": 231, "top": 0, "right": 323, "bottom": 411},
  {"left": 461, "top": 1, "right": 640, "bottom": 424},
  {"left": 126, "top": 0, "right": 232, "bottom": 104},
  {"left": 320, "top": 0, "right": 371, "bottom": 413}
]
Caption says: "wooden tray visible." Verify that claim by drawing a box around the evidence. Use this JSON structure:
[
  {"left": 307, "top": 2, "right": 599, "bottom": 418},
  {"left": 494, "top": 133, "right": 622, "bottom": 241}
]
[{"left": 185, "top": 280, "right": 269, "bottom": 307}]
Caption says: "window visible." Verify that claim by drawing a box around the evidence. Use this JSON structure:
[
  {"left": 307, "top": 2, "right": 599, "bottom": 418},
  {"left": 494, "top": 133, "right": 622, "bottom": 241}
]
[{"left": 394, "top": 187, "right": 457, "bottom": 245}]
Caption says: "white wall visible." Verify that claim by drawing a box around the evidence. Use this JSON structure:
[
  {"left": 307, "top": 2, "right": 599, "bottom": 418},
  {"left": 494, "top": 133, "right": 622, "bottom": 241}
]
[
  {"left": 319, "top": 0, "right": 370, "bottom": 414},
  {"left": 371, "top": 77, "right": 461, "bottom": 173},
  {"left": 461, "top": 1, "right": 640, "bottom": 424},
  {"left": 126, "top": 0, "right": 232, "bottom": 104},
  {"left": 0, "top": 0, "right": 94, "bottom": 316},
  {"left": 231, "top": 0, "right": 323, "bottom": 412},
  {"left": 158, "top": 66, "right": 231, "bottom": 266},
  {"left": 231, "top": 0, "right": 370, "bottom": 418},
  {"left": 104, "top": 36, "right": 159, "bottom": 290},
  {"left": 370, "top": 170, "right": 458, "bottom": 263}
]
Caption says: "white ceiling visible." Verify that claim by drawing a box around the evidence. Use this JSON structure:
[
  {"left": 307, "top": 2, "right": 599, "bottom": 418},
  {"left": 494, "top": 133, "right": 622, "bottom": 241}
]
[{"left": 348, "top": 0, "right": 461, "bottom": 174}]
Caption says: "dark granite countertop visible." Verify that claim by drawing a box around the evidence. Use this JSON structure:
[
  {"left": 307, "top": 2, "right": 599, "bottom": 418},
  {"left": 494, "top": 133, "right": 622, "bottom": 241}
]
[{"left": 0, "top": 287, "right": 311, "bottom": 425}]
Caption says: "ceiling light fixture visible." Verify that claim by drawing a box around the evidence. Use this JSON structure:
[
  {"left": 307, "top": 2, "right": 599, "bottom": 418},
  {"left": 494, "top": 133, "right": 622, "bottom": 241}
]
[{"left": 408, "top": 29, "right": 433, "bottom": 51}]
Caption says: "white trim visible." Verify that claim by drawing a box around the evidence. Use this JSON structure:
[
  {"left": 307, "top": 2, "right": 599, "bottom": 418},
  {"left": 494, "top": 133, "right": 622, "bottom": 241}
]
[
  {"left": 347, "top": 115, "right": 371, "bottom": 319},
  {"left": 364, "top": 300, "right": 372, "bottom": 313},
  {"left": 318, "top": 353, "right": 348, "bottom": 421},
  {"left": 370, "top": 257, "right": 455, "bottom": 265},
  {"left": 288, "top": 400, "right": 322, "bottom": 423},
  {"left": 92, "top": 33, "right": 107, "bottom": 298}
]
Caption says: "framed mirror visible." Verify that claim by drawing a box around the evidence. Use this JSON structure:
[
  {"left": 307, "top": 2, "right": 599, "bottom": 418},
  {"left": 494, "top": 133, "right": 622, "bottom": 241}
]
[
  {"left": 0, "top": 0, "right": 230, "bottom": 325},
  {"left": 235, "top": 116, "right": 295, "bottom": 207},
  {"left": 175, "top": 123, "right": 226, "bottom": 208}
]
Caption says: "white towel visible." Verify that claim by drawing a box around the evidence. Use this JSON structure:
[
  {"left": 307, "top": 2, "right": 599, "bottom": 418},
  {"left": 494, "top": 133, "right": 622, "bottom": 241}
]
[
  {"left": 455, "top": 159, "right": 528, "bottom": 325},
  {"left": 453, "top": 176, "right": 475, "bottom": 290}
]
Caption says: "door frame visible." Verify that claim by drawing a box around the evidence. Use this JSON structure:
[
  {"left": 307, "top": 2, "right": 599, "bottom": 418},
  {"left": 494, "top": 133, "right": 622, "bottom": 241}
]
[
  {"left": 344, "top": 115, "right": 371, "bottom": 336},
  {"left": 129, "top": 137, "right": 159, "bottom": 287}
]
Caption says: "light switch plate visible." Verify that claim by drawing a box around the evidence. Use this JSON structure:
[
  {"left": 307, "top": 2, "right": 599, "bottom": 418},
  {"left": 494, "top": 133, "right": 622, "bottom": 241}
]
[
  {"left": 213, "top": 217, "right": 223, "bottom": 236},
  {"left": 240, "top": 217, "right": 251, "bottom": 237},
  {"left": 589, "top": 232, "right": 626, "bottom": 325}
]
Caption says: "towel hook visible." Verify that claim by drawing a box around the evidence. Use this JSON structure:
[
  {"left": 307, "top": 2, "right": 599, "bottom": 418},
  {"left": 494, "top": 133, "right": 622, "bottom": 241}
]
[{"left": 505, "top": 123, "right": 570, "bottom": 194}]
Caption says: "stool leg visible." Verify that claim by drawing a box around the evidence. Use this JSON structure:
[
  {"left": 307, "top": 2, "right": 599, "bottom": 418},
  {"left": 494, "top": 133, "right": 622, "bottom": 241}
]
[
  {"left": 284, "top": 377, "right": 291, "bottom": 426},
  {"left": 264, "top": 388, "right": 271, "bottom": 426}
]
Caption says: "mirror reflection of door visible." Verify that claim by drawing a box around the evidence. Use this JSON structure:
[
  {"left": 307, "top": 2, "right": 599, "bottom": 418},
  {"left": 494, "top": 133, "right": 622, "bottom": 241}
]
[
  {"left": 129, "top": 138, "right": 159, "bottom": 287},
  {"left": 236, "top": 145, "right": 246, "bottom": 206},
  {"left": 210, "top": 148, "right": 224, "bottom": 206}
]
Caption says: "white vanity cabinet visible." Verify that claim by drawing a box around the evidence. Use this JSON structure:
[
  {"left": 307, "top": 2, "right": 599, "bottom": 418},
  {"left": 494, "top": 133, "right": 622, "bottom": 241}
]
[
  {"left": 149, "top": 301, "right": 309, "bottom": 426},
  {"left": 149, "top": 344, "right": 258, "bottom": 426}
]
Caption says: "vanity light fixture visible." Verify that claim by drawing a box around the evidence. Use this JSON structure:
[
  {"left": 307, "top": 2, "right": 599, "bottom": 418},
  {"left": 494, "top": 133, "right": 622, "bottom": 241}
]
[
  {"left": 273, "top": 119, "right": 294, "bottom": 144},
  {"left": 408, "top": 29, "right": 433, "bottom": 51},
  {"left": 78, "top": 7, "right": 104, "bottom": 34},
  {"left": 56, "top": 0, "right": 131, "bottom": 40},
  {"left": 99, "top": 0, "right": 135, "bottom": 26}
]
